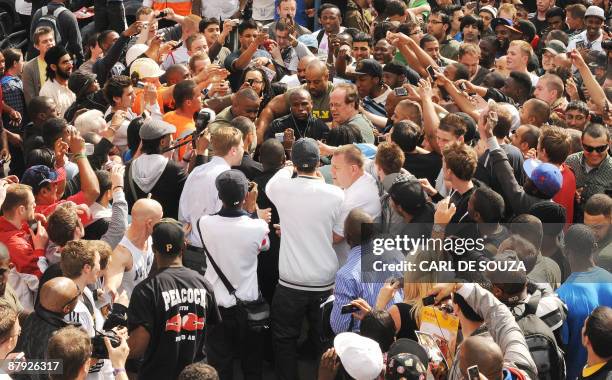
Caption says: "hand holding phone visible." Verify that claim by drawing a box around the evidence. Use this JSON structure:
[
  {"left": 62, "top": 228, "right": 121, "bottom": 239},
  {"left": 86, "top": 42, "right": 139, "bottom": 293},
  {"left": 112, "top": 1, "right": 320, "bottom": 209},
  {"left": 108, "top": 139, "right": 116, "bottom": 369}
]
[
  {"left": 340, "top": 304, "right": 360, "bottom": 314},
  {"left": 467, "top": 365, "right": 480, "bottom": 380}
]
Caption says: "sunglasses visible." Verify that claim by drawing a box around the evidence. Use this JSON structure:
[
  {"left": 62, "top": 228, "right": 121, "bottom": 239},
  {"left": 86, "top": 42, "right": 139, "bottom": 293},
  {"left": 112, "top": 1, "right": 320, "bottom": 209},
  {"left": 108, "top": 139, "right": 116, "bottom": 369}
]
[
  {"left": 62, "top": 285, "right": 82, "bottom": 310},
  {"left": 583, "top": 143, "right": 608, "bottom": 153}
]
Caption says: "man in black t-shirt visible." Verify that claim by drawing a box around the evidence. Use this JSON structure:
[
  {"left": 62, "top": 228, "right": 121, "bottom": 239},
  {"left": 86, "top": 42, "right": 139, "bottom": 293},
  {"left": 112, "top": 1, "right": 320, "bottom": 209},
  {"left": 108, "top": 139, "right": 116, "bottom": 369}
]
[
  {"left": 266, "top": 89, "right": 329, "bottom": 141},
  {"left": 127, "top": 218, "right": 220, "bottom": 380}
]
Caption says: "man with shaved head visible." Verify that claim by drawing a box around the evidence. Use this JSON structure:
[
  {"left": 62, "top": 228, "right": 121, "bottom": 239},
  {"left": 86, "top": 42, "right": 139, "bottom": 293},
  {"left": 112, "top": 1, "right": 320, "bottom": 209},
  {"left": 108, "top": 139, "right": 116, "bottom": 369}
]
[
  {"left": 256, "top": 59, "right": 334, "bottom": 142},
  {"left": 266, "top": 88, "right": 330, "bottom": 141},
  {"left": 104, "top": 198, "right": 163, "bottom": 298},
  {"left": 208, "top": 88, "right": 262, "bottom": 133},
  {"left": 459, "top": 335, "right": 505, "bottom": 379},
  {"left": 16, "top": 277, "right": 80, "bottom": 379}
]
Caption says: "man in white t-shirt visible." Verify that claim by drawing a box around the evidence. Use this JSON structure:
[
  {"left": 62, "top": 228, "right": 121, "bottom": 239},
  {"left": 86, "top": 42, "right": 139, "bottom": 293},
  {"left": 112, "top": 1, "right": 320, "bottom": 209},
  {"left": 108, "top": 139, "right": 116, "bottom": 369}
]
[
  {"left": 61, "top": 240, "right": 113, "bottom": 380},
  {"left": 40, "top": 45, "right": 76, "bottom": 118},
  {"left": 331, "top": 144, "right": 381, "bottom": 263},
  {"left": 265, "top": 138, "right": 344, "bottom": 380},
  {"left": 178, "top": 126, "right": 244, "bottom": 273},
  {"left": 199, "top": 169, "right": 270, "bottom": 380},
  {"left": 506, "top": 40, "right": 539, "bottom": 86}
]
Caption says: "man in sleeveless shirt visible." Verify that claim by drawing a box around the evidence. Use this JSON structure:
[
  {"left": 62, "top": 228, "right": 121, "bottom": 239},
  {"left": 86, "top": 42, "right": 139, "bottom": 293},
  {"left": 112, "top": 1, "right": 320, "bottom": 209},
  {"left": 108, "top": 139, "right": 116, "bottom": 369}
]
[{"left": 104, "top": 198, "right": 162, "bottom": 299}]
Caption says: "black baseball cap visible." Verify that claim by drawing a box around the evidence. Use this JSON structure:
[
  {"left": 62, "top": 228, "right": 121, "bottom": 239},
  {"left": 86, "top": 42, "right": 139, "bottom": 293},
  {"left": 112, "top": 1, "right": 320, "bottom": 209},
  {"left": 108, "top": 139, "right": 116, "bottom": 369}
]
[
  {"left": 216, "top": 169, "right": 249, "bottom": 207},
  {"left": 354, "top": 58, "right": 383, "bottom": 78},
  {"left": 291, "top": 138, "right": 320, "bottom": 171},
  {"left": 388, "top": 176, "right": 427, "bottom": 215},
  {"left": 387, "top": 339, "right": 429, "bottom": 367},
  {"left": 152, "top": 218, "right": 185, "bottom": 256}
]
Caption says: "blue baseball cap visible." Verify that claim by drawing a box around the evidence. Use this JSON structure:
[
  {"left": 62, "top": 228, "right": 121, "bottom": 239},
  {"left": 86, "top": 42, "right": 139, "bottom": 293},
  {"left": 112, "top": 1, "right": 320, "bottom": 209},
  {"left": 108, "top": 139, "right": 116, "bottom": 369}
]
[
  {"left": 21, "top": 165, "right": 63, "bottom": 194},
  {"left": 523, "top": 159, "right": 563, "bottom": 198}
]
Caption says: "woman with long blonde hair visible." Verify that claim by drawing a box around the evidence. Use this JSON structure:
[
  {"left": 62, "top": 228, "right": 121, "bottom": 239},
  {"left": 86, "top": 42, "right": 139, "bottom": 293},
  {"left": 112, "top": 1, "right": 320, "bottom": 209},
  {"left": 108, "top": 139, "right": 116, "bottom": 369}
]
[{"left": 375, "top": 270, "right": 435, "bottom": 340}]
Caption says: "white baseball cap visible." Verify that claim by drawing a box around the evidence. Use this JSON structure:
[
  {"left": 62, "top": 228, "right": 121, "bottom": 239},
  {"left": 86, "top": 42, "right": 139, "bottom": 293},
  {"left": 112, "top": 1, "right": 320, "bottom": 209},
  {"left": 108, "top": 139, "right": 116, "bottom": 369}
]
[
  {"left": 126, "top": 44, "right": 149, "bottom": 66},
  {"left": 130, "top": 57, "right": 165, "bottom": 79},
  {"left": 479, "top": 5, "right": 498, "bottom": 18},
  {"left": 584, "top": 5, "right": 605, "bottom": 21},
  {"left": 334, "top": 333, "right": 384, "bottom": 380}
]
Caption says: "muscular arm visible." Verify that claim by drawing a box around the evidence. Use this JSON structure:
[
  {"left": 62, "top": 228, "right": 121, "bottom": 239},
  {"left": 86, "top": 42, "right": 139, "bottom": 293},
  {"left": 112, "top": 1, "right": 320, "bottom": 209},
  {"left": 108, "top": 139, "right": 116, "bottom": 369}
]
[
  {"left": 256, "top": 94, "right": 290, "bottom": 144},
  {"left": 127, "top": 326, "right": 150, "bottom": 359},
  {"left": 75, "top": 154, "right": 101, "bottom": 205},
  {"left": 104, "top": 245, "right": 132, "bottom": 296}
]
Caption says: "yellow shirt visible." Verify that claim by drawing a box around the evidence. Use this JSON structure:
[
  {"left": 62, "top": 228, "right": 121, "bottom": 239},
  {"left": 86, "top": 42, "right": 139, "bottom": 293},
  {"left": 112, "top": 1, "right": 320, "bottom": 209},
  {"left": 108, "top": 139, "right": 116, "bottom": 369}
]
[
  {"left": 163, "top": 111, "right": 195, "bottom": 161},
  {"left": 582, "top": 361, "right": 607, "bottom": 378},
  {"left": 37, "top": 58, "right": 47, "bottom": 88}
]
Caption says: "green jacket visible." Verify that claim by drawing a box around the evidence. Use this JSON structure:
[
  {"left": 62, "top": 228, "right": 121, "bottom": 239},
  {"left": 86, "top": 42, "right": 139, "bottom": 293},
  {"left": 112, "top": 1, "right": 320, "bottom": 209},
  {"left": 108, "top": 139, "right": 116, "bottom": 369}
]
[{"left": 345, "top": 0, "right": 372, "bottom": 34}]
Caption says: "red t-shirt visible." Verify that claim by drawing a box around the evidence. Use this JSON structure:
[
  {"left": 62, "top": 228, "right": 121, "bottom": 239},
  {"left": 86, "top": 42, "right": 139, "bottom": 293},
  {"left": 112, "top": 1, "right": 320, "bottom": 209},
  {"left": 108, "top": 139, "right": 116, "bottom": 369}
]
[
  {"left": 36, "top": 191, "right": 91, "bottom": 225},
  {"left": 552, "top": 164, "right": 576, "bottom": 227}
]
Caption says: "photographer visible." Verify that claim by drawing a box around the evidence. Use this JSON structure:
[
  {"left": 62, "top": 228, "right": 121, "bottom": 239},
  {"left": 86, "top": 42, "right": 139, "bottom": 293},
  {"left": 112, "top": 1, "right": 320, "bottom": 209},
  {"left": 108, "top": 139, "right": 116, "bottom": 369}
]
[{"left": 47, "top": 325, "right": 130, "bottom": 380}]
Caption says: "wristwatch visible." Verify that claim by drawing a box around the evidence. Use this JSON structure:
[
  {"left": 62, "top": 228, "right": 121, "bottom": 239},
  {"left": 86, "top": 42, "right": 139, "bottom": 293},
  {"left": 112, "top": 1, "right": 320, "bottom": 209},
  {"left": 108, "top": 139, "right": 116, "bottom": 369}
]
[{"left": 432, "top": 224, "right": 445, "bottom": 234}]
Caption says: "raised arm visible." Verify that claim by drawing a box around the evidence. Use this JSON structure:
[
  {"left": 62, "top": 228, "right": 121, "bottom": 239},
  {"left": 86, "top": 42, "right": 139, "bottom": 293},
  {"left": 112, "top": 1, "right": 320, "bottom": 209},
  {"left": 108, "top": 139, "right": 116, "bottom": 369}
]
[
  {"left": 417, "top": 79, "right": 442, "bottom": 155},
  {"left": 256, "top": 93, "right": 290, "bottom": 144},
  {"left": 70, "top": 135, "right": 100, "bottom": 205},
  {"left": 570, "top": 49, "right": 607, "bottom": 110},
  {"left": 233, "top": 32, "right": 267, "bottom": 71}
]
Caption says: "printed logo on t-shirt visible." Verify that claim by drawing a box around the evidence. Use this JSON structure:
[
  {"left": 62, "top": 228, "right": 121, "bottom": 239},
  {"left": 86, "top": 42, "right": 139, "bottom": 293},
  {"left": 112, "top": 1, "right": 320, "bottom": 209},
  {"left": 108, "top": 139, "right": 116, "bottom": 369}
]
[
  {"left": 161, "top": 288, "right": 209, "bottom": 339},
  {"left": 312, "top": 110, "right": 330, "bottom": 120}
]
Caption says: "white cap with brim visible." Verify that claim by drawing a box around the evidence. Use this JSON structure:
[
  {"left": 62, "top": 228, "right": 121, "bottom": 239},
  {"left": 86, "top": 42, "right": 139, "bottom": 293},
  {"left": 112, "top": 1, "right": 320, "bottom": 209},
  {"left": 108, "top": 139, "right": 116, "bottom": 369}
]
[
  {"left": 130, "top": 57, "right": 165, "bottom": 79},
  {"left": 127, "top": 44, "right": 149, "bottom": 67},
  {"left": 334, "top": 333, "right": 384, "bottom": 380},
  {"left": 585, "top": 5, "right": 605, "bottom": 20}
]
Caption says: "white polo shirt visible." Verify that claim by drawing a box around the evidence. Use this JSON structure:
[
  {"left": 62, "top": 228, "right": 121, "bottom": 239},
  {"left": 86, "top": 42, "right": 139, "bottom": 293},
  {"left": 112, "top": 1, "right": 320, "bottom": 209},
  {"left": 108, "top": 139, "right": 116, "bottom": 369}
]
[
  {"left": 333, "top": 172, "right": 382, "bottom": 264},
  {"left": 266, "top": 166, "right": 345, "bottom": 291},
  {"left": 199, "top": 213, "right": 270, "bottom": 307},
  {"left": 179, "top": 156, "right": 231, "bottom": 245}
]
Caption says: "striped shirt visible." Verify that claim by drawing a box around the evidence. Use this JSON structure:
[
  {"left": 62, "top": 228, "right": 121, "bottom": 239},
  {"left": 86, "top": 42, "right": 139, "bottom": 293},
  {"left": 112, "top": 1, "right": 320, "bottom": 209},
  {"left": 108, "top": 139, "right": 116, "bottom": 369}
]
[{"left": 330, "top": 245, "right": 404, "bottom": 334}]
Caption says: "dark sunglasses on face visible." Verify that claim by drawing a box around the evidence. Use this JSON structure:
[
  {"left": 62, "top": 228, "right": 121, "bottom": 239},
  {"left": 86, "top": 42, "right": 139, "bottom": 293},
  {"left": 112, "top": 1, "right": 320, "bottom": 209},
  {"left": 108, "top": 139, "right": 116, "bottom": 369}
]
[{"left": 583, "top": 143, "right": 608, "bottom": 153}]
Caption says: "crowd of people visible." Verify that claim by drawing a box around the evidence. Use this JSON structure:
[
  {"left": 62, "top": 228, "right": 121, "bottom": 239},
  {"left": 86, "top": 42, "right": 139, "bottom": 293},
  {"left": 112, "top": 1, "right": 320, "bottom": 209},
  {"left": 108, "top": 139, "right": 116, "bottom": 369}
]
[{"left": 0, "top": 0, "right": 611, "bottom": 378}]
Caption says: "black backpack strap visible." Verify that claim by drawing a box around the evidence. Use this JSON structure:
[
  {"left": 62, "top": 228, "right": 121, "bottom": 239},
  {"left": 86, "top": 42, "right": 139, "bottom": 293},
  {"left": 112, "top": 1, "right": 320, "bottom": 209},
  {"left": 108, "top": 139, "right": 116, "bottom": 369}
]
[
  {"left": 196, "top": 220, "right": 236, "bottom": 295},
  {"left": 316, "top": 29, "right": 325, "bottom": 47},
  {"left": 524, "top": 291, "right": 541, "bottom": 317}
]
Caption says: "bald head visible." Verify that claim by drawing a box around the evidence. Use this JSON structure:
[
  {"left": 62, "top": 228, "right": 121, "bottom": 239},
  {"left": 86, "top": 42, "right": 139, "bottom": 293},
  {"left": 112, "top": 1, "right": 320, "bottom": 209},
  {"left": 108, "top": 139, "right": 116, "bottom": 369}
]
[
  {"left": 234, "top": 88, "right": 260, "bottom": 104},
  {"left": 459, "top": 336, "right": 504, "bottom": 380},
  {"left": 131, "top": 198, "right": 163, "bottom": 224},
  {"left": 344, "top": 208, "right": 374, "bottom": 248},
  {"left": 305, "top": 60, "right": 329, "bottom": 77},
  {"left": 297, "top": 56, "right": 318, "bottom": 82},
  {"left": 39, "top": 277, "right": 79, "bottom": 314}
]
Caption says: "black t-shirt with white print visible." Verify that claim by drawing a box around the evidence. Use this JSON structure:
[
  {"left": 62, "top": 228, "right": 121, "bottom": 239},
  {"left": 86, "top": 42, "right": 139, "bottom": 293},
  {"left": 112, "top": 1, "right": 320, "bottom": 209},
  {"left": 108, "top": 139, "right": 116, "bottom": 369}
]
[{"left": 128, "top": 266, "right": 221, "bottom": 380}]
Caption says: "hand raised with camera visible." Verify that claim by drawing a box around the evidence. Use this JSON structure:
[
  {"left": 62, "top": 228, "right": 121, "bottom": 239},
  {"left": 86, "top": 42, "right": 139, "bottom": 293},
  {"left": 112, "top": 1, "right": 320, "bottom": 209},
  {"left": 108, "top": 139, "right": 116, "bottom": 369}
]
[
  {"left": 110, "top": 164, "right": 125, "bottom": 190},
  {"left": 104, "top": 333, "right": 129, "bottom": 370},
  {"left": 350, "top": 298, "right": 372, "bottom": 321},
  {"left": 69, "top": 134, "right": 86, "bottom": 155},
  {"left": 123, "top": 21, "right": 144, "bottom": 38},
  {"left": 434, "top": 197, "right": 456, "bottom": 225},
  {"left": 244, "top": 182, "right": 259, "bottom": 213},
  {"left": 375, "top": 277, "right": 402, "bottom": 309}
]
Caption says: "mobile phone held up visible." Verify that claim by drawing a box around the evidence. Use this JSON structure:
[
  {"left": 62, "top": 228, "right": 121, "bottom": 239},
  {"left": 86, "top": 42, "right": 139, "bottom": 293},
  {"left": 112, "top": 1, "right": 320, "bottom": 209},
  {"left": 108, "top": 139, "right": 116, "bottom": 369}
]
[
  {"left": 426, "top": 65, "right": 439, "bottom": 79},
  {"left": 394, "top": 87, "right": 408, "bottom": 97},
  {"left": 468, "top": 365, "right": 480, "bottom": 380},
  {"left": 340, "top": 304, "right": 360, "bottom": 314}
]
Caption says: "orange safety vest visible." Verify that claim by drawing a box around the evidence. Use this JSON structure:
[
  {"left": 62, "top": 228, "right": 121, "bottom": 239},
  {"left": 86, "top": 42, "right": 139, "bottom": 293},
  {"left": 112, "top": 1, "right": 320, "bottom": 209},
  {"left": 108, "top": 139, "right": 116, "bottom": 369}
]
[{"left": 152, "top": 0, "right": 192, "bottom": 16}]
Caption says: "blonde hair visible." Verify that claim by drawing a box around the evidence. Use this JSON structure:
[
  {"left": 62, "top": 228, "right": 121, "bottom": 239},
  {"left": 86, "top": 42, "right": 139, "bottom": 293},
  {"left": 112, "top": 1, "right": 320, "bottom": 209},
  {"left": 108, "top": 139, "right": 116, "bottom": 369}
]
[
  {"left": 402, "top": 280, "right": 435, "bottom": 325},
  {"left": 498, "top": 3, "right": 517, "bottom": 20},
  {"left": 211, "top": 127, "right": 243, "bottom": 157},
  {"left": 510, "top": 40, "right": 533, "bottom": 58},
  {"left": 333, "top": 144, "right": 364, "bottom": 168}
]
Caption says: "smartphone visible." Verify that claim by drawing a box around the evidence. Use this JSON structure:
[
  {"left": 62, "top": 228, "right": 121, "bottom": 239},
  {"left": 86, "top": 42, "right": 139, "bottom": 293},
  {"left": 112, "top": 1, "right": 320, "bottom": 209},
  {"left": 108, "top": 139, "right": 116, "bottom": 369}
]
[
  {"left": 171, "top": 40, "right": 184, "bottom": 50},
  {"left": 85, "top": 143, "right": 94, "bottom": 155},
  {"left": 155, "top": 10, "right": 166, "bottom": 19},
  {"left": 422, "top": 295, "right": 436, "bottom": 306},
  {"left": 426, "top": 65, "right": 438, "bottom": 79},
  {"left": 376, "top": 135, "right": 386, "bottom": 144},
  {"left": 467, "top": 365, "right": 480, "bottom": 380},
  {"left": 459, "top": 82, "right": 468, "bottom": 91},
  {"left": 29, "top": 220, "right": 38, "bottom": 234},
  {"left": 340, "top": 304, "right": 360, "bottom": 314},
  {"left": 575, "top": 40, "right": 585, "bottom": 50},
  {"left": 394, "top": 87, "right": 408, "bottom": 96}
]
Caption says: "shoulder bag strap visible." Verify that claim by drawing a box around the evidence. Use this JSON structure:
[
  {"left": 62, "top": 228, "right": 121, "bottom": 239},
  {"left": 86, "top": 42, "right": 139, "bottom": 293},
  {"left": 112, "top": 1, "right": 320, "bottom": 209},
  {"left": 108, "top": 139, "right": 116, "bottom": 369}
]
[
  {"left": 127, "top": 163, "right": 140, "bottom": 203},
  {"left": 196, "top": 220, "right": 236, "bottom": 295}
]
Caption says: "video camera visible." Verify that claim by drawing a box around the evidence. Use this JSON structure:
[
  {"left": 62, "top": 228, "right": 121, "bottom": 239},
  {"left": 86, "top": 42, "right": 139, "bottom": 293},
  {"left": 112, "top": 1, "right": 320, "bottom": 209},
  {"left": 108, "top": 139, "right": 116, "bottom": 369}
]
[{"left": 91, "top": 330, "right": 121, "bottom": 359}]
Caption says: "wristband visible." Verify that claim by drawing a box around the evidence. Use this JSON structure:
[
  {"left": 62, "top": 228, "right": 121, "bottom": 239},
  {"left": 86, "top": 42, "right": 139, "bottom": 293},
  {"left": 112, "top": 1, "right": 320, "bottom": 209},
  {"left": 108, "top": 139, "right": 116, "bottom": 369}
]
[
  {"left": 73, "top": 153, "right": 87, "bottom": 160},
  {"left": 113, "top": 368, "right": 126, "bottom": 376}
]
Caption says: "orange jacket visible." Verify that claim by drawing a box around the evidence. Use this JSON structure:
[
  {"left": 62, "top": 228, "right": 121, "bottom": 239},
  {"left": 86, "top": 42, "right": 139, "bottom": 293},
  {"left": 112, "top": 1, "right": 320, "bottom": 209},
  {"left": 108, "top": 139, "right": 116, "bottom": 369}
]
[{"left": 152, "top": 0, "right": 192, "bottom": 16}]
